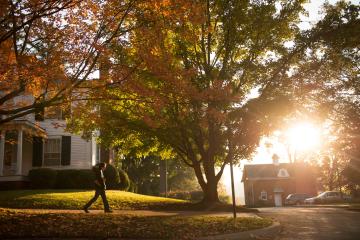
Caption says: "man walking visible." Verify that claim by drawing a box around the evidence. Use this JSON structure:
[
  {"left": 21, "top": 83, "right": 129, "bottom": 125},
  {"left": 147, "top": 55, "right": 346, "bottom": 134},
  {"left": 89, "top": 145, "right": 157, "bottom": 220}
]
[{"left": 83, "top": 162, "right": 113, "bottom": 213}]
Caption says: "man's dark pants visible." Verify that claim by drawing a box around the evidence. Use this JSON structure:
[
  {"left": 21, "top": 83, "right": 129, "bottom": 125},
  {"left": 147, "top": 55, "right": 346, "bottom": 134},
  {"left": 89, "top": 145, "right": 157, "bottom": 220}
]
[{"left": 84, "top": 187, "right": 110, "bottom": 211}]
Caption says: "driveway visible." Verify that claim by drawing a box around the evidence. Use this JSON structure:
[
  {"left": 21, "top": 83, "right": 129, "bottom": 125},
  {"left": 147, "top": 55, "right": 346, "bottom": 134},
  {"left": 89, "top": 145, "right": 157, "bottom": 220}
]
[{"left": 257, "top": 207, "right": 360, "bottom": 240}]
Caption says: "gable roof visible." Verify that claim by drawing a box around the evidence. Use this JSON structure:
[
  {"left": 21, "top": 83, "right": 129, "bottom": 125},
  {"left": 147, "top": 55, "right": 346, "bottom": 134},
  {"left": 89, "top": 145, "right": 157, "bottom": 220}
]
[{"left": 241, "top": 163, "right": 296, "bottom": 182}]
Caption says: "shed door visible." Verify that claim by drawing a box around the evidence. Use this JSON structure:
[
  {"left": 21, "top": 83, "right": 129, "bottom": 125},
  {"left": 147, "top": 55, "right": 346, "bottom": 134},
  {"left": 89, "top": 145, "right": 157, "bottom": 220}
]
[{"left": 274, "top": 193, "right": 282, "bottom": 207}]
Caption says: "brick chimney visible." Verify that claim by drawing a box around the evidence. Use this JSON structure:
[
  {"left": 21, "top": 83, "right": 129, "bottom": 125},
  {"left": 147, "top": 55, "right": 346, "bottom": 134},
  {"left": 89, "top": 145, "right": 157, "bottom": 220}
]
[{"left": 272, "top": 154, "right": 280, "bottom": 166}]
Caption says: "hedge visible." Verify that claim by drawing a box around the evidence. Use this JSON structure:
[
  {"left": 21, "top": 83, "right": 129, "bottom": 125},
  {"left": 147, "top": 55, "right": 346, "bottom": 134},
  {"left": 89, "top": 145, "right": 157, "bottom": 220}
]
[
  {"left": 118, "top": 169, "right": 130, "bottom": 191},
  {"left": 55, "top": 169, "right": 95, "bottom": 189},
  {"left": 103, "top": 164, "right": 120, "bottom": 189},
  {"left": 28, "top": 165, "right": 126, "bottom": 190},
  {"left": 28, "top": 168, "right": 57, "bottom": 189}
]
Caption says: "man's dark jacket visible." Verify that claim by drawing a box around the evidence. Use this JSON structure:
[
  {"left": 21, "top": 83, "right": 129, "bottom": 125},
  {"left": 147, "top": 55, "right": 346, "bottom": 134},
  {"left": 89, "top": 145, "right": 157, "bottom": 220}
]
[{"left": 93, "top": 166, "right": 106, "bottom": 190}]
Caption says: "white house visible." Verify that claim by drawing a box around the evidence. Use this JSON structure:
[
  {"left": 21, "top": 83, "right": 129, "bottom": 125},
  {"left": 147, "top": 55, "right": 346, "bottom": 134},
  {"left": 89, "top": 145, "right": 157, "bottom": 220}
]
[{"left": 0, "top": 101, "right": 103, "bottom": 187}]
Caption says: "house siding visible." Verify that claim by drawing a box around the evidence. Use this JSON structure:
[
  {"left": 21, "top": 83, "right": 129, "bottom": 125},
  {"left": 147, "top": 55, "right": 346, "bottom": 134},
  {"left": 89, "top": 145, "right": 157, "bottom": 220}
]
[
  {"left": 294, "top": 164, "right": 318, "bottom": 196},
  {"left": 0, "top": 98, "right": 101, "bottom": 189},
  {"left": 244, "top": 181, "right": 252, "bottom": 206},
  {"left": 39, "top": 120, "right": 92, "bottom": 169},
  {"left": 245, "top": 179, "right": 296, "bottom": 207}
]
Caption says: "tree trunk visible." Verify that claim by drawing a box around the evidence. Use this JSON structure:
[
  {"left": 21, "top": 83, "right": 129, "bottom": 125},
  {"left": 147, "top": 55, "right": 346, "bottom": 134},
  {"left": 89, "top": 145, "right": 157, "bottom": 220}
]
[
  {"left": 191, "top": 160, "right": 221, "bottom": 206},
  {"left": 201, "top": 181, "right": 220, "bottom": 205}
]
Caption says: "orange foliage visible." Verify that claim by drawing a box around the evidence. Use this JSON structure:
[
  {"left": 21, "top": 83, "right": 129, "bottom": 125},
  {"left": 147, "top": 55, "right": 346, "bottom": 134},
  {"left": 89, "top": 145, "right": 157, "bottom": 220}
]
[{"left": 0, "top": 0, "right": 137, "bottom": 123}]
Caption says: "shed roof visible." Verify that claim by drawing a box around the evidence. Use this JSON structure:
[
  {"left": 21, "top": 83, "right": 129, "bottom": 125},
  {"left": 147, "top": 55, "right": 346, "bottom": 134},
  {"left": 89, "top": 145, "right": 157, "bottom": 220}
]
[{"left": 241, "top": 163, "right": 296, "bottom": 182}]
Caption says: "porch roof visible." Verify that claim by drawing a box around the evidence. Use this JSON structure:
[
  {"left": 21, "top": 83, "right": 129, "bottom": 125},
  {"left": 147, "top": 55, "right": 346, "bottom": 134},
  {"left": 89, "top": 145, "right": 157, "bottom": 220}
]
[{"left": 0, "top": 120, "right": 47, "bottom": 138}]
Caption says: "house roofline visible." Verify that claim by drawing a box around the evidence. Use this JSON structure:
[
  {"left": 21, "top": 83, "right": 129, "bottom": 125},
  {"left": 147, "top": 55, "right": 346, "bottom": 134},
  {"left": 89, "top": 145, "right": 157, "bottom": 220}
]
[{"left": 0, "top": 120, "right": 47, "bottom": 137}]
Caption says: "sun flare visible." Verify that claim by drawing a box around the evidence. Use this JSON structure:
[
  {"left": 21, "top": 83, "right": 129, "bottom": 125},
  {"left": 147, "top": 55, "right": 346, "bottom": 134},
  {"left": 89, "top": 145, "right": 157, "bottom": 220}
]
[{"left": 286, "top": 122, "right": 321, "bottom": 151}]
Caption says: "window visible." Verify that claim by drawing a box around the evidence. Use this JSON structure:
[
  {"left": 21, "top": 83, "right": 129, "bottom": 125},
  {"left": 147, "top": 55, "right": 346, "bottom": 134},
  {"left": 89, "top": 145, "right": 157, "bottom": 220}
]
[
  {"left": 4, "top": 131, "right": 18, "bottom": 174},
  {"left": 260, "top": 190, "right": 267, "bottom": 201},
  {"left": 277, "top": 168, "right": 290, "bottom": 178},
  {"left": 44, "top": 138, "right": 61, "bottom": 166},
  {"left": 328, "top": 192, "right": 340, "bottom": 197}
]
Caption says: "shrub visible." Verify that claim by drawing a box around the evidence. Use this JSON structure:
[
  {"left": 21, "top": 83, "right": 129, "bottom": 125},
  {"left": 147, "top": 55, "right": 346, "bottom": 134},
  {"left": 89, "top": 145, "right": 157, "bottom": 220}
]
[
  {"left": 118, "top": 169, "right": 130, "bottom": 191},
  {"left": 128, "top": 180, "right": 137, "bottom": 192},
  {"left": 28, "top": 168, "right": 57, "bottom": 189},
  {"left": 55, "top": 169, "right": 94, "bottom": 189},
  {"left": 219, "top": 194, "right": 231, "bottom": 204},
  {"left": 103, "top": 164, "right": 120, "bottom": 189},
  {"left": 77, "top": 169, "right": 95, "bottom": 189},
  {"left": 167, "top": 191, "right": 191, "bottom": 200},
  {"left": 190, "top": 191, "right": 204, "bottom": 202},
  {"left": 55, "top": 170, "right": 79, "bottom": 189}
]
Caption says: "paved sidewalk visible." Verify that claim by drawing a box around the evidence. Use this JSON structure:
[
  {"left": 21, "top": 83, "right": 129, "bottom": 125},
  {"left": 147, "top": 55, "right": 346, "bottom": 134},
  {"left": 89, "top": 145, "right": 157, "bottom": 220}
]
[{"left": 199, "top": 221, "right": 281, "bottom": 240}]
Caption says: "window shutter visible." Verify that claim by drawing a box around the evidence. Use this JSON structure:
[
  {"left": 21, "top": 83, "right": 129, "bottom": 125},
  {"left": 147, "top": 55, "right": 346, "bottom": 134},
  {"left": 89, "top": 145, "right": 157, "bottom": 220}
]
[
  {"left": 32, "top": 137, "right": 43, "bottom": 167},
  {"left": 61, "top": 136, "right": 71, "bottom": 166}
]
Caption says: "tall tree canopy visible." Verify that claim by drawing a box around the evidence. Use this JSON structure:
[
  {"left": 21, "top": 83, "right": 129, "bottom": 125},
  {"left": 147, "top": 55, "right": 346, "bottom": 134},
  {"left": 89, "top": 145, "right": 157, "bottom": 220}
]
[
  {"left": 69, "top": 0, "right": 359, "bottom": 205},
  {"left": 0, "top": 0, "right": 139, "bottom": 124},
  {"left": 293, "top": 2, "right": 360, "bottom": 194}
]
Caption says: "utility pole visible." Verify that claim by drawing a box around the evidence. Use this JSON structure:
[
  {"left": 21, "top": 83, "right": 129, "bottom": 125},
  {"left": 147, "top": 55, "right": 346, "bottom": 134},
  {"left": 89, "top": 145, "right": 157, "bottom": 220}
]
[
  {"left": 160, "top": 159, "right": 168, "bottom": 197},
  {"left": 165, "top": 159, "right": 168, "bottom": 197},
  {"left": 230, "top": 160, "right": 237, "bottom": 218}
]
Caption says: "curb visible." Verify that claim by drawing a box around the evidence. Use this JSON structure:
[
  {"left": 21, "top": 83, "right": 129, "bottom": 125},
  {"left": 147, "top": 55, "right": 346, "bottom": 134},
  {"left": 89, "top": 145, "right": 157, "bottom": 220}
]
[
  {"left": 198, "top": 221, "right": 281, "bottom": 240},
  {"left": 348, "top": 208, "right": 360, "bottom": 212},
  {"left": 296, "top": 204, "right": 349, "bottom": 209}
]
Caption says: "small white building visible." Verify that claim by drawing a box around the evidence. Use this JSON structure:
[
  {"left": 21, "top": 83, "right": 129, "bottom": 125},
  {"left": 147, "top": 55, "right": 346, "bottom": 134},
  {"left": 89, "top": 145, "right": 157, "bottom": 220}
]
[{"left": 0, "top": 103, "right": 103, "bottom": 188}]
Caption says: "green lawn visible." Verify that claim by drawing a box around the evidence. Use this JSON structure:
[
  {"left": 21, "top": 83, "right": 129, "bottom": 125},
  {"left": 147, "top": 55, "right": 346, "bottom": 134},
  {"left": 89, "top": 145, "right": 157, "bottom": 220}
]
[
  {"left": 0, "top": 189, "right": 257, "bottom": 212},
  {"left": 0, "top": 208, "right": 272, "bottom": 239},
  {"left": 0, "top": 190, "right": 268, "bottom": 239},
  {"left": 0, "top": 189, "right": 188, "bottom": 210}
]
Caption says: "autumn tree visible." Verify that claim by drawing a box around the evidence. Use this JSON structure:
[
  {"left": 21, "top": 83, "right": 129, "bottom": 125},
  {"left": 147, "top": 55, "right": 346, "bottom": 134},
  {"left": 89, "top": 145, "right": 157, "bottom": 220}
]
[
  {"left": 70, "top": 0, "right": 316, "bottom": 205},
  {"left": 290, "top": 2, "right": 359, "bottom": 194},
  {"left": 0, "top": 0, "right": 139, "bottom": 125},
  {"left": 341, "top": 103, "right": 360, "bottom": 196},
  {"left": 321, "top": 100, "right": 360, "bottom": 195}
]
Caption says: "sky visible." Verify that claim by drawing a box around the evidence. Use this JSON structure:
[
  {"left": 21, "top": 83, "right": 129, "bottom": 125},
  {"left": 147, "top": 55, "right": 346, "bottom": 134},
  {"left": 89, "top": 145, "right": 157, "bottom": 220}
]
[{"left": 221, "top": 0, "right": 360, "bottom": 205}]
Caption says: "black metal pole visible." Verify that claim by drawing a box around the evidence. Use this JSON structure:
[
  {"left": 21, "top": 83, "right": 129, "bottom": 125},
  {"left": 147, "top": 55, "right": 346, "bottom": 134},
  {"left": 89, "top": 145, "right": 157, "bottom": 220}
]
[
  {"left": 165, "top": 159, "right": 168, "bottom": 197},
  {"left": 230, "top": 160, "right": 237, "bottom": 218}
]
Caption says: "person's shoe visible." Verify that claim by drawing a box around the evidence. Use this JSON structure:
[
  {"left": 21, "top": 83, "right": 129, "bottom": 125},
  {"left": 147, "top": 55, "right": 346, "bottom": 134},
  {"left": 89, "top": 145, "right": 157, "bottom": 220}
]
[
  {"left": 83, "top": 207, "right": 89, "bottom": 213},
  {"left": 104, "top": 209, "right": 113, "bottom": 213}
]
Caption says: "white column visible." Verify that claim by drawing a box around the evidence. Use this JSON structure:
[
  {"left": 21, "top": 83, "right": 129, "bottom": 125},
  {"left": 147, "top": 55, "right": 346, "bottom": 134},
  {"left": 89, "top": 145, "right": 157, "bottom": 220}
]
[
  {"left": 0, "top": 131, "right": 5, "bottom": 176},
  {"left": 16, "top": 129, "right": 23, "bottom": 175},
  {"left": 91, "top": 136, "right": 97, "bottom": 166}
]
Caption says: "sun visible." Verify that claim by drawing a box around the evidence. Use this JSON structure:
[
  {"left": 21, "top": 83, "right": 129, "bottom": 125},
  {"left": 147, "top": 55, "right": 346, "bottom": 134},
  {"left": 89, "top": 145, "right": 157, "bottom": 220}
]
[{"left": 286, "top": 122, "right": 321, "bottom": 151}]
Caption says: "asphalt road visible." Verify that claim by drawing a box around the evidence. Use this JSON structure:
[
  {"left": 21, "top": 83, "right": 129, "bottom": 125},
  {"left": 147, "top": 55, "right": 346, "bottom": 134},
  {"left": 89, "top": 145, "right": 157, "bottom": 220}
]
[{"left": 257, "top": 207, "right": 360, "bottom": 240}]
